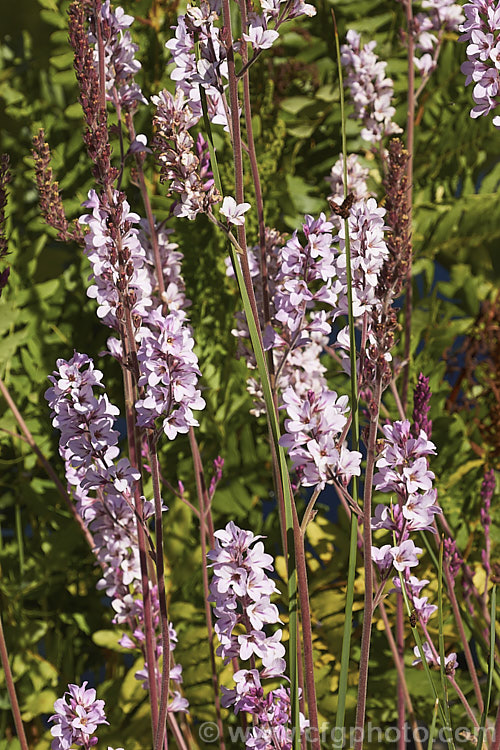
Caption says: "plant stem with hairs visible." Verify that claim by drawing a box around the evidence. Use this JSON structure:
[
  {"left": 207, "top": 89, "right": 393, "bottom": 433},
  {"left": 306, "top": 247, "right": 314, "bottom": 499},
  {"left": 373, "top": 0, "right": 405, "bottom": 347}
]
[
  {"left": 397, "top": 594, "right": 406, "bottom": 750},
  {"left": 353, "top": 381, "right": 382, "bottom": 750},
  {"left": 210, "top": 3, "right": 300, "bottom": 741},
  {"left": 124, "top": 111, "right": 166, "bottom": 302},
  {"left": 444, "top": 565, "right": 484, "bottom": 714},
  {"left": 189, "top": 428, "right": 226, "bottom": 750},
  {"left": 402, "top": 0, "right": 415, "bottom": 412},
  {"left": 332, "top": 13, "right": 362, "bottom": 745},
  {"left": 237, "top": 0, "right": 271, "bottom": 335},
  {"left": 149, "top": 436, "right": 170, "bottom": 750},
  {"left": 292, "top": 502, "right": 320, "bottom": 749},
  {"left": 0, "top": 614, "right": 29, "bottom": 750}
]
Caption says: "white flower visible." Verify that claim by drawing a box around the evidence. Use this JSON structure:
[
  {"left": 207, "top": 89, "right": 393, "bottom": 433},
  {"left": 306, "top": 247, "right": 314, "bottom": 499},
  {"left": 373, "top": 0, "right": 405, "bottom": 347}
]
[
  {"left": 220, "top": 196, "right": 251, "bottom": 225},
  {"left": 242, "top": 23, "right": 279, "bottom": 50}
]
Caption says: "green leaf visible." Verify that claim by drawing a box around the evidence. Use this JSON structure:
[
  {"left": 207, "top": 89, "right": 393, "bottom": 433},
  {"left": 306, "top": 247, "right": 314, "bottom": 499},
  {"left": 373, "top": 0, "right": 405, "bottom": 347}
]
[{"left": 92, "top": 630, "right": 127, "bottom": 652}]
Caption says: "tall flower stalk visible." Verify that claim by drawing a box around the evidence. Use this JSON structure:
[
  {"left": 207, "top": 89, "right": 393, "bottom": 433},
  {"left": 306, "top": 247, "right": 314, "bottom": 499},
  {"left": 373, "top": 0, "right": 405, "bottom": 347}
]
[{"left": 1, "top": 0, "right": 495, "bottom": 746}]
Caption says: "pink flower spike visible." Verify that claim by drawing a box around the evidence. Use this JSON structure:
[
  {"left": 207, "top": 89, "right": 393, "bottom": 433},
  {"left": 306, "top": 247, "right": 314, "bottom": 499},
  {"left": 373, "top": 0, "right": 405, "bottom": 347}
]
[{"left": 220, "top": 196, "right": 251, "bottom": 225}]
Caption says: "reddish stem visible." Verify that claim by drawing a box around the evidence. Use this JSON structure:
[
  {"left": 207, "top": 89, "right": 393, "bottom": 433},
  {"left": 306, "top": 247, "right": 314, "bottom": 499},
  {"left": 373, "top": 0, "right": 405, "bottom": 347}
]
[
  {"left": 220, "top": 0, "right": 264, "bottom": 351},
  {"left": 122, "top": 365, "right": 160, "bottom": 738},
  {"left": 491, "top": 702, "right": 500, "bottom": 750},
  {"left": 238, "top": 0, "right": 271, "bottom": 334},
  {"left": 378, "top": 603, "right": 424, "bottom": 750},
  {"left": 402, "top": 0, "right": 415, "bottom": 412},
  {"left": 444, "top": 565, "right": 484, "bottom": 714},
  {"left": 189, "top": 428, "right": 226, "bottom": 749},
  {"left": 354, "top": 381, "right": 382, "bottom": 749},
  {"left": 0, "top": 614, "right": 29, "bottom": 750},
  {"left": 125, "top": 112, "right": 166, "bottom": 301},
  {"left": 292, "top": 502, "right": 320, "bottom": 750},
  {"left": 339, "top": 495, "right": 423, "bottom": 750},
  {"left": 149, "top": 436, "right": 171, "bottom": 750}
]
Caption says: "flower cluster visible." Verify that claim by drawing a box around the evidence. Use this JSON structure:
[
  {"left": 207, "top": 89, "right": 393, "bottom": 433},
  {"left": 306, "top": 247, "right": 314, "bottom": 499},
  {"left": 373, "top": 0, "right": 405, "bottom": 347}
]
[
  {"left": 49, "top": 682, "right": 108, "bottom": 750},
  {"left": 79, "top": 189, "right": 153, "bottom": 329},
  {"left": 135, "top": 310, "right": 206, "bottom": 439},
  {"left": 31, "top": 132, "right": 86, "bottom": 246},
  {"left": 208, "top": 522, "right": 307, "bottom": 748},
  {"left": 412, "top": 0, "right": 464, "bottom": 77},
  {"left": 392, "top": 575, "right": 438, "bottom": 624},
  {"left": 139, "top": 219, "right": 190, "bottom": 314},
  {"left": 165, "top": 0, "right": 315, "bottom": 131},
  {"left": 208, "top": 522, "right": 283, "bottom": 670},
  {"left": 334, "top": 198, "right": 390, "bottom": 319},
  {"left": 355, "top": 139, "right": 411, "bottom": 388},
  {"left": 280, "top": 386, "right": 361, "bottom": 488},
  {"left": 45, "top": 353, "right": 144, "bottom": 618},
  {"left": 460, "top": 0, "right": 500, "bottom": 127},
  {"left": 341, "top": 30, "right": 402, "bottom": 143},
  {"left": 227, "top": 224, "right": 333, "bottom": 417},
  {"left": 326, "top": 153, "right": 373, "bottom": 205},
  {"left": 166, "top": 2, "right": 229, "bottom": 128},
  {"left": 90, "top": 0, "right": 146, "bottom": 109},
  {"left": 152, "top": 89, "right": 220, "bottom": 220},
  {"left": 412, "top": 642, "right": 458, "bottom": 676},
  {"left": 375, "top": 138, "right": 411, "bottom": 307},
  {"left": 332, "top": 197, "right": 391, "bottom": 382},
  {"left": 227, "top": 192, "right": 391, "bottom": 437},
  {"left": 272, "top": 213, "right": 341, "bottom": 342},
  {"left": 45, "top": 354, "right": 186, "bottom": 704},
  {"left": 371, "top": 418, "right": 441, "bottom": 576}
]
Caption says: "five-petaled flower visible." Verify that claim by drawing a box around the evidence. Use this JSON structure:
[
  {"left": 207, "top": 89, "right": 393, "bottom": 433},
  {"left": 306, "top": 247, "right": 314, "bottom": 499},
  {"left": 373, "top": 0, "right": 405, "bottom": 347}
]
[{"left": 219, "top": 196, "right": 251, "bottom": 225}]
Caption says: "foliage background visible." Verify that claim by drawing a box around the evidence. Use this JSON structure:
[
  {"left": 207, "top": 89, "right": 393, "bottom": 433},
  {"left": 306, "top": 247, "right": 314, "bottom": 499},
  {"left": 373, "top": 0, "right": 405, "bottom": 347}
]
[{"left": 0, "top": 0, "right": 499, "bottom": 747}]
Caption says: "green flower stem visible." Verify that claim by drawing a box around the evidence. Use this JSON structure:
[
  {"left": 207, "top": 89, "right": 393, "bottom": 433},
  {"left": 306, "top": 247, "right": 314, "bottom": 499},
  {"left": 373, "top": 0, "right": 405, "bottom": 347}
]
[
  {"left": 331, "top": 12, "right": 362, "bottom": 745},
  {"left": 353, "top": 381, "right": 381, "bottom": 750},
  {"left": 398, "top": 567, "right": 453, "bottom": 745},
  {"left": 397, "top": 593, "right": 406, "bottom": 750},
  {"left": 427, "top": 699, "right": 439, "bottom": 750},
  {"left": 378, "top": 602, "right": 425, "bottom": 750},
  {"left": 15, "top": 504, "right": 24, "bottom": 579},
  {"left": 200, "top": 9, "right": 300, "bottom": 741},
  {"left": 477, "top": 586, "right": 497, "bottom": 750},
  {"left": 237, "top": 0, "right": 272, "bottom": 335}
]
